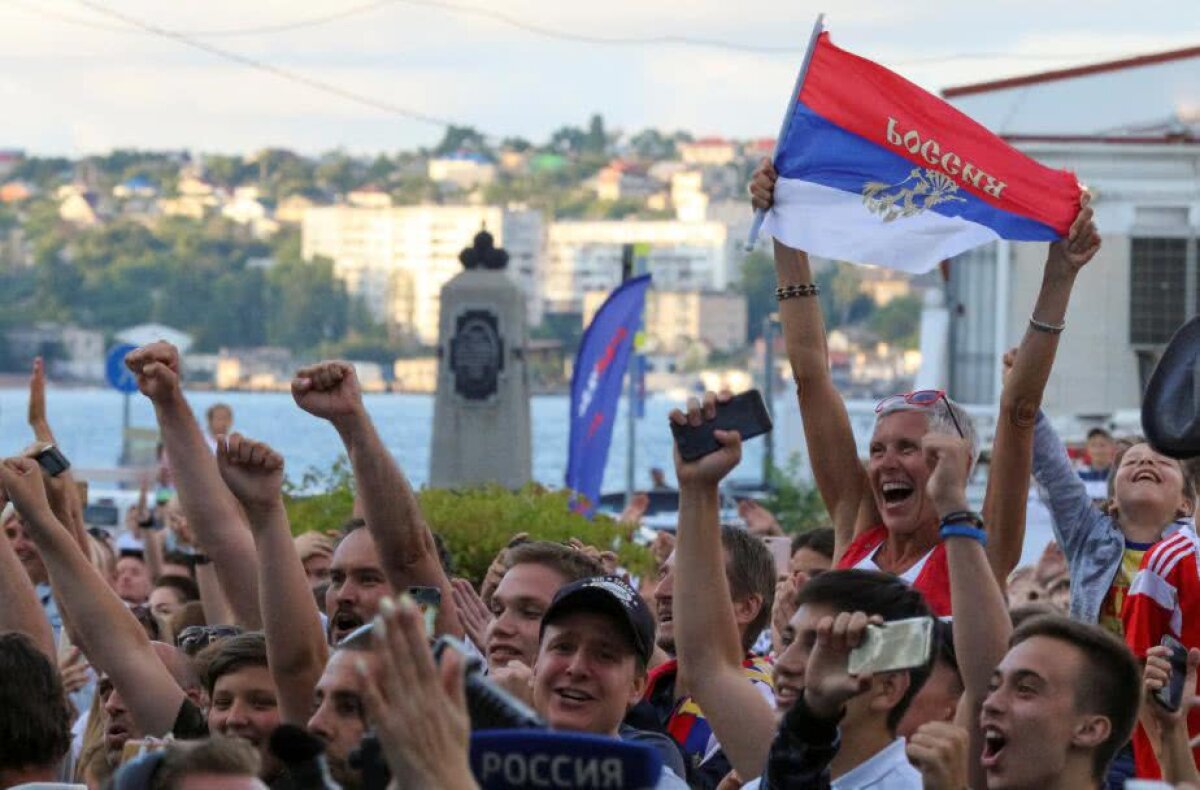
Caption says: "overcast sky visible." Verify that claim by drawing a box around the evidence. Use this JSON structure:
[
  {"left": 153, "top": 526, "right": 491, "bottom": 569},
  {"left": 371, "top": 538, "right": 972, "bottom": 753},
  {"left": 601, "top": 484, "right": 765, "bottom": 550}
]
[{"left": 0, "top": 0, "right": 1196, "bottom": 155}]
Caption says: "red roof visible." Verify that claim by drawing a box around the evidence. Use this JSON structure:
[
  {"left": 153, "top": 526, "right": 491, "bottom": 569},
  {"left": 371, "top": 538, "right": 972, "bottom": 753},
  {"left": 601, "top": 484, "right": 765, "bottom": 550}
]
[
  {"left": 689, "top": 137, "right": 732, "bottom": 147},
  {"left": 942, "top": 44, "right": 1200, "bottom": 98}
]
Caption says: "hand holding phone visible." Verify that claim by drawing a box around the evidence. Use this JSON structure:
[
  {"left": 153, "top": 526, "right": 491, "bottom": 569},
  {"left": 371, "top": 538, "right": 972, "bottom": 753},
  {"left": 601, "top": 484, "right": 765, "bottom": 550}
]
[
  {"left": 848, "top": 617, "right": 934, "bottom": 676},
  {"left": 671, "top": 390, "right": 773, "bottom": 462},
  {"left": 1153, "top": 635, "right": 1189, "bottom": 713},
  {"left": 804, "top": 611, "right": 924, "bottom": 720}
]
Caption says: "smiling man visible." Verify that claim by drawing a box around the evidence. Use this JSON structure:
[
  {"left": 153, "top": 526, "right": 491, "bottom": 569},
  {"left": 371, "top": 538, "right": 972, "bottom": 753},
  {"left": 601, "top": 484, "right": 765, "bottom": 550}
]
[
  {"left": 978, "top": 615, "right": 1140, "bottom": 790},
  {"left": 530, "top": 576, "right": 689, "bottom": 789},
  {"left": 484, "top": 541, "right": 603, "bottom": 675}
]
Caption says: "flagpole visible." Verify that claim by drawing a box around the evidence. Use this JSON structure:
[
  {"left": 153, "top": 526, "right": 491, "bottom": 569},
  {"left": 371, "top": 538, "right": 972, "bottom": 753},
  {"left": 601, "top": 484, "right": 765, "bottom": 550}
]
[{"left": 745, "top": 12, "right": 825, "bottom": 251}]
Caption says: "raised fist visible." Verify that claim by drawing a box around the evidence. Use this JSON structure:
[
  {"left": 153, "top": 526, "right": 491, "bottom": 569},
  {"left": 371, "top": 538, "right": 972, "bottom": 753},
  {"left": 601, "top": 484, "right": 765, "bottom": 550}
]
[
  {"left": 0, "top": 456, "right": 52, "bottom": 524},
  {"left": 922, "top": 434, "right": 973, "bottom": 520},
  {"left": 1047, "top": 196, "right": 1101, "bottom": 276},
  {"left": 216, "top": 433, "right": 285, "bottom": 517},
  {"left": 291, "top": 361, "right": 364, "bottom": 423},
  {"left": 125, "top": 342, "right": 182, "bottom": 404}
]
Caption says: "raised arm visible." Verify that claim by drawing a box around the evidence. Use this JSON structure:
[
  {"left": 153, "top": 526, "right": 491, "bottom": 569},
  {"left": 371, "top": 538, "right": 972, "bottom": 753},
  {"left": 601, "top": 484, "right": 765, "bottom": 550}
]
[
  {"left": 217, "top": 433, "right": 328, "bottom": 724},
  {"left": 671, "top": 392, "right": 779, "bottom": 780},
  {"left": 292, "top": 361, "right": 462, "bottom": 638},
  {"left": 923, "top": 434, "right": 1012, "bottom": 790},
  {"left": 984, "top": 202, "right": 1100, "bottom": 583},
  {"left": 750, "top": 161, "right": 865, "bottom": 559},
  {"left": 28, "top": 358, "right": 89, "bottom": 556},
  {"left": 126, "top": 342, "right": 262, "bottom": 629},
  {"left": 0, "top": 457, "right": 184, "bottom": 736},
  {"left": 0, "top": 489, "right": 55, "bottom": 658}
]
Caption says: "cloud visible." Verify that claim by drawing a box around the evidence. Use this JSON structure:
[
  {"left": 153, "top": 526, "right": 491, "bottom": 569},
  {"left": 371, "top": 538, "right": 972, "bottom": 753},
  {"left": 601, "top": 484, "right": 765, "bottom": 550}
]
[{"left": 0, "top": 0, "right": 1195, "bottom": 153}]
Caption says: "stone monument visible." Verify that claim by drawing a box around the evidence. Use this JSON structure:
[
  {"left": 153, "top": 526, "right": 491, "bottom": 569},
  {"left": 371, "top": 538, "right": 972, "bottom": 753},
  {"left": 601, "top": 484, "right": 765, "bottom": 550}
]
[{"left": 429, "top": 228, "right": 532, "bottom": 489}]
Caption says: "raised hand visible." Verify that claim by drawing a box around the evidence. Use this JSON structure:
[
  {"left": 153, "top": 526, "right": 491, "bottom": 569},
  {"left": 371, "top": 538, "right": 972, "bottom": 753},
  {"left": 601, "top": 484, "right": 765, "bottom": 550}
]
[
  {"left": 906, "top": 721, "right": 969, "bottom": 790},
  {"left": 359, "top": 595, "right": 475, "bottom": 790},
  {"left": 28, "top": 356, "right": 48, "bottom": 431},
  {"left": 650, "top": 530, "right": 676, "bottom": 567},
  {"left": 749, "top": 157, "right": 778, "bottom": 211},
  {"left": 772, "top": 576, "right": 799, "bottom": 642},
  {"left": 59, "top": 646, "right": 92, "bottom": 695},
  {"left": 618, "top": 492, "right": 650, "bottom": 525},
  {"left": 291, "top": 361, "right": 364, "bottom": 424},
  {"left": 739, "top": 498, "right": 784, "bottom": 537},
  {"left": 567, "top": 538, "right": 619, "bottom": 575},
  {"left": 124, "top": 342, "right": 183, "bottom": 404},
  {"left": 922, "top": 434, "right": 973, "bottom": 520},
  {"left": 671, "top": 392, "right": 743, "bottom": 489},
  {"left": 1046, "top": 197, "right": 1101, "bottom": 277},
  {"left": 451, "top": 578, "right": 495, "bottom": 651},
  {"left": 802, "top": 611, "right": 879, "bottom": 719},
  {"left": 0, "top": 456, "right": 54, "bottom": 524},
  {"left": 215, "top": 433, "right": 285, "bottom": 517}
]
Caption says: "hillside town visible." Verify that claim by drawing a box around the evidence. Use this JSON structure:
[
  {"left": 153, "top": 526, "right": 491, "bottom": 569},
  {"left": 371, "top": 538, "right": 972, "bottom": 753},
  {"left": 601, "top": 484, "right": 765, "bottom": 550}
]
[{"left": 0, "top": 120, "right": 925, "bottom": 396}]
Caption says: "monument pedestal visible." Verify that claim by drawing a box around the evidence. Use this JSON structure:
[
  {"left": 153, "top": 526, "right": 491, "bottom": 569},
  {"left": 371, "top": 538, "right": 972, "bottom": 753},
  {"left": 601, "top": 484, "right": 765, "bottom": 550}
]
[{"left": 429, "top": 232, "right": 532, "bottom": 489}]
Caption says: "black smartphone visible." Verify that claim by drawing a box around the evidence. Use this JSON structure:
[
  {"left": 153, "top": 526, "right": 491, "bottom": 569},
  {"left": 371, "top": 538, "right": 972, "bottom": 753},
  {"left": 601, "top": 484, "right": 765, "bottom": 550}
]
[
  {"left": 671, "top": 390, "right": 773, "bottom": 462},
  {"left": 34, "top": 445, "right": 71, "bottom": 477},
  {"left": 1155, "top": 635, "right": 1188, "bottom": 712}
]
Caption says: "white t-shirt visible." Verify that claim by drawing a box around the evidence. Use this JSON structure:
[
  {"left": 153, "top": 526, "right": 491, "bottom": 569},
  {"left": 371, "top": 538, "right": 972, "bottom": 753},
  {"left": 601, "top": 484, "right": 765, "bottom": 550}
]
[
  {"left": 853, "top": 547, "right": 933, "bottom": 585},
  {"left": 740, "top": 736, "right": 921, "bottom": 790}
]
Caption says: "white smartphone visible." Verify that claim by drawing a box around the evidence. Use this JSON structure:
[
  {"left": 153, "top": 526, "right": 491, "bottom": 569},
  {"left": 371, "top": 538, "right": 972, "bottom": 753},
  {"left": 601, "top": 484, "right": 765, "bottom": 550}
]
[
  {"left": 762, "top": 536, "right": 792, "bottom": 578},
  {"left": 848, "top": 616, "right": 934, "bottom": 676}
]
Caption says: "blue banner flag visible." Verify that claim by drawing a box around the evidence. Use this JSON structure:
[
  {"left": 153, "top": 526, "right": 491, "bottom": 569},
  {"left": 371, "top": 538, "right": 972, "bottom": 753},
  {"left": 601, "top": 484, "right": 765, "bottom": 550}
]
[{"left": 566, "top": 275, "right": 651, "bottom": 516}]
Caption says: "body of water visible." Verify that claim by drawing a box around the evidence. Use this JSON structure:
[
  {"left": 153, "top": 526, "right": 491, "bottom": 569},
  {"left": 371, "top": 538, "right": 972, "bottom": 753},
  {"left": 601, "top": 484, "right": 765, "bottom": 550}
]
[
  {"left": 0, "top": 387, "right": 770, "bottom": 493},
  {"left": 0, "top": 386, "right": 1054, "bottom": 565}
]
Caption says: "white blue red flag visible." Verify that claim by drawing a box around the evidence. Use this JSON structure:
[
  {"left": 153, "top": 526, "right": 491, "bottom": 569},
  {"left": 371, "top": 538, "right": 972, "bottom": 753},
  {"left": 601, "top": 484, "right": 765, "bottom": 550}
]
[
  {"left": 566, "top": 275, "right": 651, "bottom": 517},
  {"left": 762, "top": 30, "right": 1082, "bottom": 273}
]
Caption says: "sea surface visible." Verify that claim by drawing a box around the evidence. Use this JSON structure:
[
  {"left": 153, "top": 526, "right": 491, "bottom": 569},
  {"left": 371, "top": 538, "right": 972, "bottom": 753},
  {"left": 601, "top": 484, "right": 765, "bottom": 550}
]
[{"left": 0, "top": 387, "right": 1055, "bottom": 565}]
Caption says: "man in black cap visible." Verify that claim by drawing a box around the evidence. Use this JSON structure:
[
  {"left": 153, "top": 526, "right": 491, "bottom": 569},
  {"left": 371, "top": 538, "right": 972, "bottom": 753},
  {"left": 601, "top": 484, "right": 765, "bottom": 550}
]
[{"left": 530, "top": 576, "right": 688, "bottom": 789}]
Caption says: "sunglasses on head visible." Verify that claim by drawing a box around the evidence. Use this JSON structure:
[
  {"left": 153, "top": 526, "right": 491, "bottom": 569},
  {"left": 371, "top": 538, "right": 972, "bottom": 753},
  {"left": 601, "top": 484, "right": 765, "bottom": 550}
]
[
  {"left": 176, "top": 624, "right": 242, "bottom": 655},
  {"left": 875, "top": 389, "right": 965, "bottom": 440}
]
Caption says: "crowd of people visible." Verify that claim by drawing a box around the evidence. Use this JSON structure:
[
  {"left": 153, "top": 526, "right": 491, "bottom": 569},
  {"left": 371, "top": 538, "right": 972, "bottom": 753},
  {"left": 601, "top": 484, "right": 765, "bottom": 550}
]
[{"left": 1, "top": 161, "right": 1198, "bottom": 790}]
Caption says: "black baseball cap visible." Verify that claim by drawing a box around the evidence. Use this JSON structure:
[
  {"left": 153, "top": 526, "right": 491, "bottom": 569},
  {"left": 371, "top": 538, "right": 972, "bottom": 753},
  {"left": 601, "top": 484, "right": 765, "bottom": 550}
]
[
  {"left": 540, "top": 576, "right": 656, "bottom": 665},
  {"left": 1143, "top": 315, "right": 1200, "bottom": 460}
]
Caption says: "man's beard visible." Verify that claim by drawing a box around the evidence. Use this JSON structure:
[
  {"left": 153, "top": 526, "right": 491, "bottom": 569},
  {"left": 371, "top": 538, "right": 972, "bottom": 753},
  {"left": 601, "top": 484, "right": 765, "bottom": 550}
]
[{"left": 328, "top": 753, "right": 361, "bottom": 789}]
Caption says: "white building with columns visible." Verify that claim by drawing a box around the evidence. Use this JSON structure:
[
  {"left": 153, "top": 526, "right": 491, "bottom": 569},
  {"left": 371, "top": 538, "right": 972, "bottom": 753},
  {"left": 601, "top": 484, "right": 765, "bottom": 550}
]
[{"left": 939, "top": 45, "right": 1200, "bottom": 417}]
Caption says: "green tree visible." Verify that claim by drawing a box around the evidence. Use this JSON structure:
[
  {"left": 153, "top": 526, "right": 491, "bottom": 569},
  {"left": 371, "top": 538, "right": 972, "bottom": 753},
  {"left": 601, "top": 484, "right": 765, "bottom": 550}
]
[
  {"left": 868, "top": 293, "right": 923, "bottom": 349},
  {"left": 266, "top": 255, "right": 350, "bottom": 351},
  {"left": 629, "top": 129, "right": 675, "bottom": 161},
  {"left": 434, "top": 126, "right": 488, "bottom": 156},
  {"left": 829, "top": 263, "right": 863, "bottom": 325}
]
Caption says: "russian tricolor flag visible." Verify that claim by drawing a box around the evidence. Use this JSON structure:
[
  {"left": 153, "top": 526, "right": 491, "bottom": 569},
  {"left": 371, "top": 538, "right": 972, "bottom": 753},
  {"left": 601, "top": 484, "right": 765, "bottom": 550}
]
[{"left": 761, "top": 27, "right": 1082, "bottom": 273}]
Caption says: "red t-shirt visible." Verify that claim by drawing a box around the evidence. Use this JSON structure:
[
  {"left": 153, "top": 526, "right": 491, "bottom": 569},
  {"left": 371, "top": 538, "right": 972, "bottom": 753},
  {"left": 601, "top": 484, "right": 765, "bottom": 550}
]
[
  {"left": 837, "top": 525, "right": 952, "bottom": 616},
  {"left": 1123, "top": 529, "right": 1200, "bottom": 780}
]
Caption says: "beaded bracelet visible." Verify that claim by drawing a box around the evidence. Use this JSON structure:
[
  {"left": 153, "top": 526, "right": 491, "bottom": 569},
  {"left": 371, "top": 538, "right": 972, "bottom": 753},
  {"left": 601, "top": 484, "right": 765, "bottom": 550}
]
[
  {"left": 940, "top": 510, "right": 983, "bottom": 529},
  {"left": 775, "top": 283, "right": 820, "bottom": 301}
]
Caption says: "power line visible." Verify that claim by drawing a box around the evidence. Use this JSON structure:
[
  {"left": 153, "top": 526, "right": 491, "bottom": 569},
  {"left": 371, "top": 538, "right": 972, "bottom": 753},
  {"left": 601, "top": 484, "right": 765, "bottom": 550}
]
[
  {"left": 2, "top": 0, "right": 1144, "bottom": 64},
  {"left": 70, "top": 0, "right": 463, "bottom": 130}
]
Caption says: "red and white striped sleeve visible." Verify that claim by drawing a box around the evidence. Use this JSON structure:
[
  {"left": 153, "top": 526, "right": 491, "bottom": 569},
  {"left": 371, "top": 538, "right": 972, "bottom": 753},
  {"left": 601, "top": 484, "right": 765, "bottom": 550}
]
[{"left": 1124, "top": 531, "right": 1200, "bottom": 658}]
